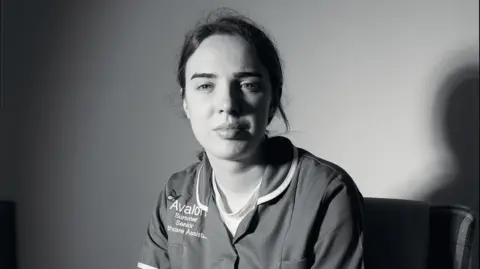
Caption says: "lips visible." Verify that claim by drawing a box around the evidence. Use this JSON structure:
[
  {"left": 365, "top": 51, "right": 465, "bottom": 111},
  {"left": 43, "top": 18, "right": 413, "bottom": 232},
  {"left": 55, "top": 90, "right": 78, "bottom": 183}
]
[
  {"left": 213, "top": 122, "right": 249, "bottom": 139},
  {"left": 213, "top": 123, "right": 246, "bottom": 130}
]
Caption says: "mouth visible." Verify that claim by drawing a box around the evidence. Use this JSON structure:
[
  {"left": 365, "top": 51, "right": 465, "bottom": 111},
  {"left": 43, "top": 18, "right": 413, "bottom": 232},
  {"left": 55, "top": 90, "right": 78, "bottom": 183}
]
[{"left": 213, "top": 122, "right": 249, "bottom": 139}]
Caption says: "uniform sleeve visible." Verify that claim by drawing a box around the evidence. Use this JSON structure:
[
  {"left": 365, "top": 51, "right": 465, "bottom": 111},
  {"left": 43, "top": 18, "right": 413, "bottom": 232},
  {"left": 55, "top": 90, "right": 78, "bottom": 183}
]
[
  {"left": 138, "top": 187, "right": 170, "bottom": 269},
  {"left": 311, "top": 173, "right": 365, "bottom": 269}
]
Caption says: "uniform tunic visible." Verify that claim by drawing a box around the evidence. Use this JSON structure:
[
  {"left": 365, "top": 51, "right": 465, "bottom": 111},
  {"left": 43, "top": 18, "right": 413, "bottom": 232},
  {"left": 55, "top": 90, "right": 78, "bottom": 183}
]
[{"left": 138, "top": 136, "right": 364, "bottom": 269}]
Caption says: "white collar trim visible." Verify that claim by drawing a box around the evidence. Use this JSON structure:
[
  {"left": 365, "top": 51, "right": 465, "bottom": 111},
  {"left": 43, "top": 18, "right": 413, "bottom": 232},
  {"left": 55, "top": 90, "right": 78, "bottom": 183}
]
[
  {"left": 257, "top": 145, "right": 299, "bottom": 205},
  {"left": 195, "top": 145, "right": 299, "bottom": 210},
  {"left": 195, "top": 163, "right": 209, "bottom": 212}
]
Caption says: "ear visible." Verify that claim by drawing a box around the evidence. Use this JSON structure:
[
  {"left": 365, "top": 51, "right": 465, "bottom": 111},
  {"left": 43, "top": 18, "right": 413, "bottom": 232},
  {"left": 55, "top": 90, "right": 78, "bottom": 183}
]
[
  {"left": 183, "top": 100, "right": 190, "bottom": 119},
  {"left": 181, "top": 89, "right": 190, "bottom": 119}
]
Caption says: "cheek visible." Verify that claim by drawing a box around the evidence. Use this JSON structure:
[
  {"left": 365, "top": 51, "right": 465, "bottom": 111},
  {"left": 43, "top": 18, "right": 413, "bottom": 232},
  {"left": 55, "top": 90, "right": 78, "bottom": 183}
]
[
  {"left": 250, "top": 97, "right": 272, "bottom": 124},
  {"left": 186, "top": 97, "right": 212, "bottom": 123},
  {"left": 258, "top": 92, "right": 273, "bottom": 114}
]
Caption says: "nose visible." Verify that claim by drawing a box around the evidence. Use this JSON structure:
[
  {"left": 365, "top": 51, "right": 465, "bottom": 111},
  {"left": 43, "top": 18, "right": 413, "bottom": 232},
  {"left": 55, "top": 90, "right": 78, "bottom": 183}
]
[{"left": 216, "top": 82, "right": 241, "bottom": 115}]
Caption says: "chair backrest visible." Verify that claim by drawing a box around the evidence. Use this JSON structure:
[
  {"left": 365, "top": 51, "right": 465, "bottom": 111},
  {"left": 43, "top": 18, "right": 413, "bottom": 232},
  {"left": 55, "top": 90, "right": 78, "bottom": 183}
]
[
  {"left": 0, "top": 201, "right": 17, "bottom": 269},
  {"left": 428, "top": 205, "right": 476, "bottom": 269},
  {"left": 363, "top": 198, "right": 477, "bottom": 269},
  {"left": 363, "top": 198, "right": 431, "bottom": 269}
]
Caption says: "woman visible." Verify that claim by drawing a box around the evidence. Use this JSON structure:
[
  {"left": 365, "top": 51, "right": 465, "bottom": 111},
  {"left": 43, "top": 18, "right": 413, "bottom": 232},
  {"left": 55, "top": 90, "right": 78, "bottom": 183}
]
[{"left": 138, "top": 9, "right": 364, "bottom": 269}]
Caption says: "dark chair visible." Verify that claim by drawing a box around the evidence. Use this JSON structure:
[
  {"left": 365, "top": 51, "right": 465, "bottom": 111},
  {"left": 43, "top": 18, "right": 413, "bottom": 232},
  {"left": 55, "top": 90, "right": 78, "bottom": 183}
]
[
  {"left": 0, "top": 201, "right": 17, "bottom": 269},
  {"left": 363, "top": 198, "right": 476, "bottom": 269}
]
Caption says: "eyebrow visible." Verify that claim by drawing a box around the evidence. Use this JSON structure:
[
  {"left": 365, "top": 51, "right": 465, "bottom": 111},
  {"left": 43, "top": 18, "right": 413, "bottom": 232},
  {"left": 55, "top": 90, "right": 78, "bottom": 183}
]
[
  {"left": 191, "top": 73, "right": 217, "bottom": 80},
  {"left": 190, "top": 72, "right": 263, "bottom": 80},
  {"left": 234, "top": 72, "right": 263, "bottom": 79}
]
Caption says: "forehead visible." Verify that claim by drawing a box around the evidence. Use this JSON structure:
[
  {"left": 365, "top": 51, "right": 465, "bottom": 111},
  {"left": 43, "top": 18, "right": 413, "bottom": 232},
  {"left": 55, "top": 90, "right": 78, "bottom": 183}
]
[{"left": 185, "top": 34, "right": 264, "bottom": 77}]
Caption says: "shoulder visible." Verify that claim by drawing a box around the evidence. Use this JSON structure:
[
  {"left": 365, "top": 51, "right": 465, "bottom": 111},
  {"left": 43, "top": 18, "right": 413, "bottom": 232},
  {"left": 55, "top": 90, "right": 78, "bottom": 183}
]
[
  {"left": 298, "top": 148, "right": 349, "bottom": 176},
  {"left": 294, "top": 146, "right": 363, "bottom": 204},
  {"left": 163, "top": 161, "right": 201, "bottom": 198},
  {"left": 294, "top": 146, "right": 364, "bottom": 224},
  {"left": 296, "top": 147, "right": 353, "bottom": 185},
  {"left": 264, "top": 136, "right": 358, "bottom": 195}
]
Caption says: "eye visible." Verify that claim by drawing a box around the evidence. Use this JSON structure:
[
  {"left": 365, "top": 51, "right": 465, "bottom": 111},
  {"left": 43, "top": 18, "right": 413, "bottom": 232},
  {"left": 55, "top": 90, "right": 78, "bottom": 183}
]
[
  {"left": 197, "top": 83, "right": 214, "bottom": 91},
  {"left": 241, "top": 82, "right": 260, "bottom": 91}
]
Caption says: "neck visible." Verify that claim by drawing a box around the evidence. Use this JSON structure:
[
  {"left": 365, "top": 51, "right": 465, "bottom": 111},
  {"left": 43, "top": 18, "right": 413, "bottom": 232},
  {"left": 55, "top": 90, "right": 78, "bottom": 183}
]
[{"left": 207, "top": 148, "right": 265, "bottom": 195}]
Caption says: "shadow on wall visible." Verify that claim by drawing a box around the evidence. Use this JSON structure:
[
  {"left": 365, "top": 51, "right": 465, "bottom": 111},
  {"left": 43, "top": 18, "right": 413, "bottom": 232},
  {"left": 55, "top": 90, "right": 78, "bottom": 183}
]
[
  {"left": 2, "top": 2, "right": 82, "bottom": 268},
  {"left": 427, "top": 64, "right": 479, "bottom": 268}
]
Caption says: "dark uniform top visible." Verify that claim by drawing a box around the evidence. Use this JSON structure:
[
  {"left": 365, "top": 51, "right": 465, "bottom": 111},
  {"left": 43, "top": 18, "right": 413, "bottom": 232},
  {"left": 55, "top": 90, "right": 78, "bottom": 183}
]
[{"left": 138, "top": 136, "right": 365, "bottom": 269}]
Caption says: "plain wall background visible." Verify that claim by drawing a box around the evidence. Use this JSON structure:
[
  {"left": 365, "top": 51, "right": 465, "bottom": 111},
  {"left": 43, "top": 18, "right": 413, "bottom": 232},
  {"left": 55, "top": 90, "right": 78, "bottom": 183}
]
[{"left": 1, "top": 1, "right": 478, "bottom": 268}]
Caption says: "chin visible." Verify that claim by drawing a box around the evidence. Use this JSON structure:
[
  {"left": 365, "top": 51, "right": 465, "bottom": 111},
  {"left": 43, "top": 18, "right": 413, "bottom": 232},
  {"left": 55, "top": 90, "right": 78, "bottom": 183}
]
[{"left": 207, "top": 140, "right": 255, "bottom": 161}]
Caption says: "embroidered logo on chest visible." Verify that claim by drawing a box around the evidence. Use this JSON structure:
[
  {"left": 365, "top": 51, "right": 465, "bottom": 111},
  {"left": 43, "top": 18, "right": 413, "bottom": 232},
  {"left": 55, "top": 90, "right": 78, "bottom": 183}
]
[{"left": 168, "top": 199, "right": 207, "bottom": 239}]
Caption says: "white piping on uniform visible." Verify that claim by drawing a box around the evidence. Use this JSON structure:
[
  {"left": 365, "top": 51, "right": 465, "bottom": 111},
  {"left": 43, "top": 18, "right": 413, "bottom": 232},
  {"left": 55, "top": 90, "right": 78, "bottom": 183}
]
[
  {"left": 195, "top": 163, "right": 209, "bottom": 212},
  {"left": 137, "top": 262, "right": 158, "bottom": 269},
  {"left": 257, "top": 146, "right": 299, "bottom": 205}
]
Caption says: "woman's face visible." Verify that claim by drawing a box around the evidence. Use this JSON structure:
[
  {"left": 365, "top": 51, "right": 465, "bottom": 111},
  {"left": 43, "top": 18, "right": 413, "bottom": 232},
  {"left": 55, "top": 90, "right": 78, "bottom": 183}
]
[{"left": 183, "top": 34, "right": 272, "bottom": 162}]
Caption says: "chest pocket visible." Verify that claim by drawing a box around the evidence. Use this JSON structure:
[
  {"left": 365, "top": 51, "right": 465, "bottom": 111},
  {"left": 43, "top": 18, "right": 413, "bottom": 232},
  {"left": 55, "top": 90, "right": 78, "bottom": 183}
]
[
  {"left": 168, "top": 244, "right": 184, "bottom": 269},
  {"left": 169, "top": 244, "right": 212, "bottom": 269},
  {"left": 166, "top": 213, "right": 207, "bottom": 269},
  {"left": 279, "top": 258, "right": 309, "bottom": 269}
]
